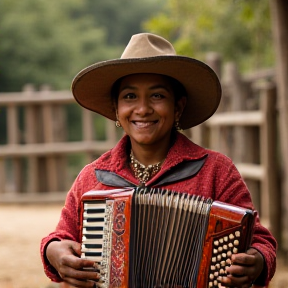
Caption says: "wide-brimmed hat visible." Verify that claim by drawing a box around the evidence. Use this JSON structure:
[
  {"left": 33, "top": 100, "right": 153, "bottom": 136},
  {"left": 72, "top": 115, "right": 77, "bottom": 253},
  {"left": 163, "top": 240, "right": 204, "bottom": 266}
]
[{"left": 72, "top": 33, "right": 221, "bottom": 129}]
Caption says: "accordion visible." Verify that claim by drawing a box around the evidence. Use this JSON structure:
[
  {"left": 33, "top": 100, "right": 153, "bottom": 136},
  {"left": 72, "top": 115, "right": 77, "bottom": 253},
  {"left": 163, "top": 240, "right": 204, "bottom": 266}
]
[{"left": 80, "top": 187, "right": 256, "bottom": 288}]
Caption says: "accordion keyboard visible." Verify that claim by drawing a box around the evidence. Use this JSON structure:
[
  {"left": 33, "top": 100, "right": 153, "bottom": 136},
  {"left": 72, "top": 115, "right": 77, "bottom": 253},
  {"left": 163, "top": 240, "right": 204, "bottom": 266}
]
[{"left": 81, "top": 201, "right": 113, "bottom": 266}]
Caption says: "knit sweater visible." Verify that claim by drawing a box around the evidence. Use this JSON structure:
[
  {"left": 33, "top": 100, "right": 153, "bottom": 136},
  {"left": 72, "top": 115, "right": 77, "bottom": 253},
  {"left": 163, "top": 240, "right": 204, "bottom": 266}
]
[{"left": 40, "top": 132, "right": 276, "bottom": 285}]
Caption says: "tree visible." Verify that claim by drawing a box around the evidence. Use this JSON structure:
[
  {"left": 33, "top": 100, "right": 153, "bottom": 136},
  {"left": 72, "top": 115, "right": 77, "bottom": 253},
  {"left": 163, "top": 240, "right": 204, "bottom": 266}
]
[
  {"left": 144, "top": 0, "right": 273, "bottom": 72},
  {"left": 81, "top": 0, "right": 165, "bottom": 45},
  {"left": 0, "top": 0, "right": 121, "bottom": 92}
]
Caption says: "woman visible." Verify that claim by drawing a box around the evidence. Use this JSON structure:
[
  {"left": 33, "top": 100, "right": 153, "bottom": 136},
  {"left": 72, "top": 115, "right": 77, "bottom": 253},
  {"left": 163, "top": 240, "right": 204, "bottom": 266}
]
[{"left": 41, "top": 33, "right": 276, "bottom": 288}]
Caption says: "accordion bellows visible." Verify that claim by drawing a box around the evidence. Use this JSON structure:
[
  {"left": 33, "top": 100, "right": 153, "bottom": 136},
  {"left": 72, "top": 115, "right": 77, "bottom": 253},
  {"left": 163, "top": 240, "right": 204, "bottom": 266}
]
[{"left": 80, "top": 187, "right": 255, "bottom": 288}]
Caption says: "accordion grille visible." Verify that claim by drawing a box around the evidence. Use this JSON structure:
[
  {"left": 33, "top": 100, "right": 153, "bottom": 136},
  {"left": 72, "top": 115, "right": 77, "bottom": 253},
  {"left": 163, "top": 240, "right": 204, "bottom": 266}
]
[{"left": 130, "top": 188, "right": 213, "bottom": 288}]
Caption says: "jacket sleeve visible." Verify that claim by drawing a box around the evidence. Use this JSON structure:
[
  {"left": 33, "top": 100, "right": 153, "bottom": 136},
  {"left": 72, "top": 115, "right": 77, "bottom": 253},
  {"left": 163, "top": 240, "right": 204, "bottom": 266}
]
[
  {"left": 40, "top": 164, "right": 98, "bottom": 282},
  {"left": 214, "top": 154, "right": 277, "bottom": 286}
]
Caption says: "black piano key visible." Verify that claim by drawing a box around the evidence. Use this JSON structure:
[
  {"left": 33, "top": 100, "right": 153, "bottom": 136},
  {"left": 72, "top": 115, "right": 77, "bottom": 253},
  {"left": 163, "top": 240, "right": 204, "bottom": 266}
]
[
  {"left": 85, "top": 226, "right": 104, "bottom": 231},
  {"left": 86, "top": 217, "right": 105, "bottom": 222},
  {"left": 84, "top": 244, "right": 102, "bottom": 249},
  {"left": 84, "top": 234, "right": 103, "bottom": 239},
  {"left": 86, "top": 208, "right": 105, "bottom": 214}
]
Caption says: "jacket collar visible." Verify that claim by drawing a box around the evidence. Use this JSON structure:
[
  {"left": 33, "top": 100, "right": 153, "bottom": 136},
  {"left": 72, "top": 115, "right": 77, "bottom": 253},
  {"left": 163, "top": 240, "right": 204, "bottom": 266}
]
[{"left": 95, "top": 132, "right": 208, "bottom": 187}]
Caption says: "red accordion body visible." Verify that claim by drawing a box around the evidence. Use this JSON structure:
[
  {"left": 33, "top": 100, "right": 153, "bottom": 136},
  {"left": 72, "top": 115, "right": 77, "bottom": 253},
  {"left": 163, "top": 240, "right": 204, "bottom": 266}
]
[{"left": 80, "top": 187, "right": 255, "bottom": 288}]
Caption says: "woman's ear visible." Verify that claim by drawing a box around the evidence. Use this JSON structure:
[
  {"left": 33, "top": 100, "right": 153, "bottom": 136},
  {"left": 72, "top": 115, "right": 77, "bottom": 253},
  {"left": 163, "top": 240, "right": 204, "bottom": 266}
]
[{"left": 175, "top": 96, "right": 187, "bottom": 120}]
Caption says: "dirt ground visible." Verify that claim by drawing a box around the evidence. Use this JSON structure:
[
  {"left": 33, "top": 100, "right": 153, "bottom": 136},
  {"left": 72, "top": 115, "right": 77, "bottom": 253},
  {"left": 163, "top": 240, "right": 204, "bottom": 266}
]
[{"left": 0, "top": 204, "right": 287, "bottom": 288}]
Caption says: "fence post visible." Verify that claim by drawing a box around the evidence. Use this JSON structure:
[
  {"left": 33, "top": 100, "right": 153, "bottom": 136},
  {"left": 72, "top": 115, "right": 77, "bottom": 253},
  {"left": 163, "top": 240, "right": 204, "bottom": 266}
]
[
  {"left": 190, "top": 53, "right": 222, "bottom": 147},
  {"left": 224, "top": 63, "right": 261, "bottom": 212},
  {"left": 258, "top": 81, "right": 281, "bottom": 244},
  {"left": 24, "top": 84, "right": 39, "bottom": 194},
  {"left": 7, "top": 100, "right": 23, "bottom": 193},
  {"left": 41, "top": 85, "right": 58, "bottom": 192},
  {"left": 0, "top": 158, "right": 5, "bottom": 194},
  {"left": 82, "top": 109, "right": 95, "bottom": 164}
]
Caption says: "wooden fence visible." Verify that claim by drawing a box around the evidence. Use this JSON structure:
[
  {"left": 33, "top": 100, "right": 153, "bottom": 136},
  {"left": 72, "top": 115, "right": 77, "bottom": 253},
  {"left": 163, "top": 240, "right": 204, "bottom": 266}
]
[
  {"left": 0, "top": 84, "right": 120, "bottom": 202},
  {"left": 0, "top": 57, "right": 283, "bottom": 248}
]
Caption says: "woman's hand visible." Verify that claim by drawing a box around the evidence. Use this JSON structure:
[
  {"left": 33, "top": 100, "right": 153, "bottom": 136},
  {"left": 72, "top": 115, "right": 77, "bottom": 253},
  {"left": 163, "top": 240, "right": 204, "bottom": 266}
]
[
  {"left": 46, "top": 240, "right": 100, "bottom": 288},
  {"left": 218, "top": 248, "right": 264, "bottom": 288}
]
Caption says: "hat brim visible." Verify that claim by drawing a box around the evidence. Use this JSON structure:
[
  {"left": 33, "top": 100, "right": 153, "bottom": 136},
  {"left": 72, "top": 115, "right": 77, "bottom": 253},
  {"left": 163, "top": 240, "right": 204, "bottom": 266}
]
[{"left": 72, "top": 56, "right": 221, "bottom": 130}]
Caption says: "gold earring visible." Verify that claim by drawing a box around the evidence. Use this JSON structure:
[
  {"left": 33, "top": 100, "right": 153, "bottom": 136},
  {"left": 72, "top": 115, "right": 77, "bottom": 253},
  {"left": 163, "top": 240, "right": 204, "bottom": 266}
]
[
  {"left": 174, "top": 120, "right": 181, "bottom": 131},
  {"left": 115, "top": 120, "right": 121, "bottom": 128}
]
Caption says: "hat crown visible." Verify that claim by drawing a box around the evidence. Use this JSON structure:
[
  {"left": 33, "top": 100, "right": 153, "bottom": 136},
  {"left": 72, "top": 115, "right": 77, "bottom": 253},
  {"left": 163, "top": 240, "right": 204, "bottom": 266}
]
[{"left": 121, "top": 33, "right": 176, "bottom": 59}]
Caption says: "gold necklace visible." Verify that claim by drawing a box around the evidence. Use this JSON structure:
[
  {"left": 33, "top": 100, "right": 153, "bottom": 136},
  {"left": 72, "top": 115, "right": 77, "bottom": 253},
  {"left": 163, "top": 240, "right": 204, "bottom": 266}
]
[{"left": 130, "top": 151, "right": 163, "bottom": 183}]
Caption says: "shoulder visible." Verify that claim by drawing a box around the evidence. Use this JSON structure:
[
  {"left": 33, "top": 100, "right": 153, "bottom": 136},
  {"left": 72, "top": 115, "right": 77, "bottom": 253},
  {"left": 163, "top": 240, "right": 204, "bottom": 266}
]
[{"left": 175, "top": 132, "right": 235, "bottom": 168}]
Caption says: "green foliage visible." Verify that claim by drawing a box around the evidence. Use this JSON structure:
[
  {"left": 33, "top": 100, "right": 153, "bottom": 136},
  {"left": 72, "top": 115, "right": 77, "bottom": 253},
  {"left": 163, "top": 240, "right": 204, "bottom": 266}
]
[
  {"left": 82, "top": 0, "right": 166, "bottom": 45},
  {"left": 144, "top": 0, "right": 274, "bottom": 72},
  {"left": 0, "top": 0, "right": 122, "bottom": 92}
]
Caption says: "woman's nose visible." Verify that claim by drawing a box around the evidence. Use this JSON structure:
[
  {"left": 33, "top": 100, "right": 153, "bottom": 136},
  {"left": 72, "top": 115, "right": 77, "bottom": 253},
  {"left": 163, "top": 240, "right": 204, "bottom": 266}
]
[{"left": 134, "top": 97, "right": 153, "bottom": 115}]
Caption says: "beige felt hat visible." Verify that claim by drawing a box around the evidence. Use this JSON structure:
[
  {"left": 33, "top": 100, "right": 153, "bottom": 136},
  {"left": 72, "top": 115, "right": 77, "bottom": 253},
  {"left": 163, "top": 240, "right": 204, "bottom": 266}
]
[{"left": 72, "top": 33, "right": 221, "bottom": 129}]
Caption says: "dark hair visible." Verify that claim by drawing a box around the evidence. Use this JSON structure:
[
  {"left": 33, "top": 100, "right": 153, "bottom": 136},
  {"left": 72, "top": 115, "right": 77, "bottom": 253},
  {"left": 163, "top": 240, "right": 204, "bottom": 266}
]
[{"left": 110, "top": 74, "right": 187, "bottom": 106}]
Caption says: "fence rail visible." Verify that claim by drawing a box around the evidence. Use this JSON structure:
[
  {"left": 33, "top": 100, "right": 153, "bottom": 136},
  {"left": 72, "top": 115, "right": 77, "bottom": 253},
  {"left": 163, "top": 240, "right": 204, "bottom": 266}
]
[{"left": 0, "top": 59, "right": 284, "bottom": 250}]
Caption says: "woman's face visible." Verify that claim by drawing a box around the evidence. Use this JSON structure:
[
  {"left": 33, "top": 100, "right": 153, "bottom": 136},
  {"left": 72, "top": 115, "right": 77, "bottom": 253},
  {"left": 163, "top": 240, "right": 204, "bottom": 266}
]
[{"left": 117, "top": 73, "right": 186, "bottom": 149}]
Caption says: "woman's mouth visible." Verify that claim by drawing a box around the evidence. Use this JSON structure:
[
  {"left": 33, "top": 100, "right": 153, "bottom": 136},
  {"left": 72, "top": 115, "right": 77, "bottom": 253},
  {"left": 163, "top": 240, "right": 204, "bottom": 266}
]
[{"left": 132, "top": 121, "right": 158, "bottom": 128}]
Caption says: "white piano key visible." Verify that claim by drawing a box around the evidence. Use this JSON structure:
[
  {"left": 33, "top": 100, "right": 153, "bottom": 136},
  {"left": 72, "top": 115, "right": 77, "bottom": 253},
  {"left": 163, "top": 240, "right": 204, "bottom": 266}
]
[
  {"left": 84, "top": 203, "right": 107, "bottom": 210},
  {"left": 83, "top": 212, "right": 106, "bottom": 218},
  {"left": 82, "top": 238, "right": 103, "bottom": 244},
  {"left": 82, "top": 228, "right": 104, "bottom": 235},
  {"left": 83, "top": 220, "right": 105, "bottom": 227},
  {"left": 82, "top": 229, "right": 104, "bottom": 235},
  {"left": 81, "top": 247, "right": 103, "bottom": 253}
]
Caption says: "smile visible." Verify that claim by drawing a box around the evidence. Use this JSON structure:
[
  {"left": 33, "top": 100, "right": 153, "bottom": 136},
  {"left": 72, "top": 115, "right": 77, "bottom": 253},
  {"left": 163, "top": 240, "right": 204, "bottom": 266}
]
[{"left": 132, "top": 121, "right": 158, "bottom": 128}]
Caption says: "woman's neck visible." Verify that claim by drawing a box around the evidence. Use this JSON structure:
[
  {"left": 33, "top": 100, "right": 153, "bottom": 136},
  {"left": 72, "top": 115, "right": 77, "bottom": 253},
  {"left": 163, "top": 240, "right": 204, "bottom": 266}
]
[{"left": 130, "top": 139, "right": 172, "bottom": 166}]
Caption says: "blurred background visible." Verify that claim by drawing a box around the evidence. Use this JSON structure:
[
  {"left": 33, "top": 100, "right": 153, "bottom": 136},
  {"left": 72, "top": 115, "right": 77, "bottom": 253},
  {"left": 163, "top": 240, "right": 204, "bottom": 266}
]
[{"left": 0, "top": 0, "right": 287, "bottom": 287}]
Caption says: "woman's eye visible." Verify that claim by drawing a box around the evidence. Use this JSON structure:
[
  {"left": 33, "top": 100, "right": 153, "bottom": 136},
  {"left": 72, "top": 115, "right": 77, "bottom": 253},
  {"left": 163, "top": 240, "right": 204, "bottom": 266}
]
[
  {"left": 152, "top": 93, "right": 164, "bottom": 99},
  {"left": 123, "top": 93, "right": 136, "bottom": 99}
]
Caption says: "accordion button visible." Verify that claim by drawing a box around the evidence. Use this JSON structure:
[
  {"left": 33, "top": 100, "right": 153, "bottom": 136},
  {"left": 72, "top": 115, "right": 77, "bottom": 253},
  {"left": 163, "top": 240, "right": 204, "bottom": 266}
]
[
  {"left": 214, "top": 271, "right": 219, "bottom": 277},
  {"left": 209, "top": 282, "right": 213, "bottom": 288},
  {"left": 228, "top": 242, "right": 233, "bottom": 248},
  {"left": 235, "top": 230, "right": 241, "bottom": 237},
  {"left": 217, "top": 255, "right": 222, "bottom": 261},
  {"left": 226, "top": 258, "right": 232, "bottom": 265},
  {"left": 227, "top": 251, "right": 232, "bottom": 257},
  {"left": 218, "top": 246, "right": 223, "bottom": 252},
  {"left": 213, "top": 249, "right": 218, "bottom": 254},
  {"left": 220, "top": 260, "right": 226, "bottom": 267},
  {"left": 223, "top": 244, "right": 228, "bottom": 250},
  {"left": 212, "top": 257, "right": 217, "bottom": 263},
  {"left": 229, "top": 233, "right": 234, "bottom": 240},
  {"left": 219, "top": 268, "right": 225, "bottom": 275},
  {"left": 222, "top": 253, "right": 226, "bottom": 258},
  {"left": 234, "top": 239, "right": 239, "bottom": 246},
  {"left": 211, "top": 265, "right": 216, "bottom": 271},
  {"left": 233, "top": 247, "right": 238, "bottom": 254},
  {"left": 214, "top": 280, "right": 218, "bottom": 286},
  {"left": 209, "top": 273, "right": 214, "bottom": 280},
  {"left": 214, "top": 240, "right": 219, "bottom": 246},
  {"left": 219, "top": 238, "right": 224, "bottom": 244},
  {"left": 224, "top": 236, "right": 228, "bottom": 242}
]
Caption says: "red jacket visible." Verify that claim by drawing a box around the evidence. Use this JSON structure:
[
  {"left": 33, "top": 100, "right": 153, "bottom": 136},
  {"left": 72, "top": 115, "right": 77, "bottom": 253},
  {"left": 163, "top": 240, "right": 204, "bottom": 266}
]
[{"left": 40, "top": 132, "right": 276, "bottom": 285}]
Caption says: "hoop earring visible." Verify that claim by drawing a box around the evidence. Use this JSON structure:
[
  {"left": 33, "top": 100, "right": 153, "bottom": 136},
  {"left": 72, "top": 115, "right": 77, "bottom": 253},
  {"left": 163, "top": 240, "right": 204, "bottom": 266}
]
[
  {"left": 174, "top": 120, "right": 181, "bottom": 131},
  {"left": 115, "top": 120, "right": 121, "bottom": 128}
]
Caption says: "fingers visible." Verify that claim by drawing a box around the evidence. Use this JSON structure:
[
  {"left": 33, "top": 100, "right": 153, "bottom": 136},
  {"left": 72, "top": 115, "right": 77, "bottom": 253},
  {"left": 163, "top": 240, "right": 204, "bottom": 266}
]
[
  {"left": 218, "top": 249, "right": 264, "bottom": 287},
  {"left": 46, "top": 240, "right": 100, "bottom": 287},
  {"left": 57, "top": 255, "right": 99, "bottom": 280}
]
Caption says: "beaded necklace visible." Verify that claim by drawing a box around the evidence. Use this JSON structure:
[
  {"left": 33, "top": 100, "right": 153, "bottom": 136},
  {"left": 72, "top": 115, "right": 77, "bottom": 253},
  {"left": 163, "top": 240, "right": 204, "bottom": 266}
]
[{"left": 130, "top": 151, "right": 163, "bottom": 184}]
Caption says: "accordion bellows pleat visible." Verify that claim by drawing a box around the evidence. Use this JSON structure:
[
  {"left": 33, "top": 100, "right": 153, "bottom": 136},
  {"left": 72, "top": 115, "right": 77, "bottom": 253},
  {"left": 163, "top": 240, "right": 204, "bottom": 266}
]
[{"left": 80, "top": 187, "right": 255, "bottom": 288}]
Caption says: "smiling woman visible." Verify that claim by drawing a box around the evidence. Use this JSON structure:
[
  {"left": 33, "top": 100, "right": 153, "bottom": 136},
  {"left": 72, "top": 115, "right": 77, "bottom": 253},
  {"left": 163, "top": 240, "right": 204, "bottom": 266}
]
[{"left": 40, "top": 33, "right": 276, "bottom": 288}]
